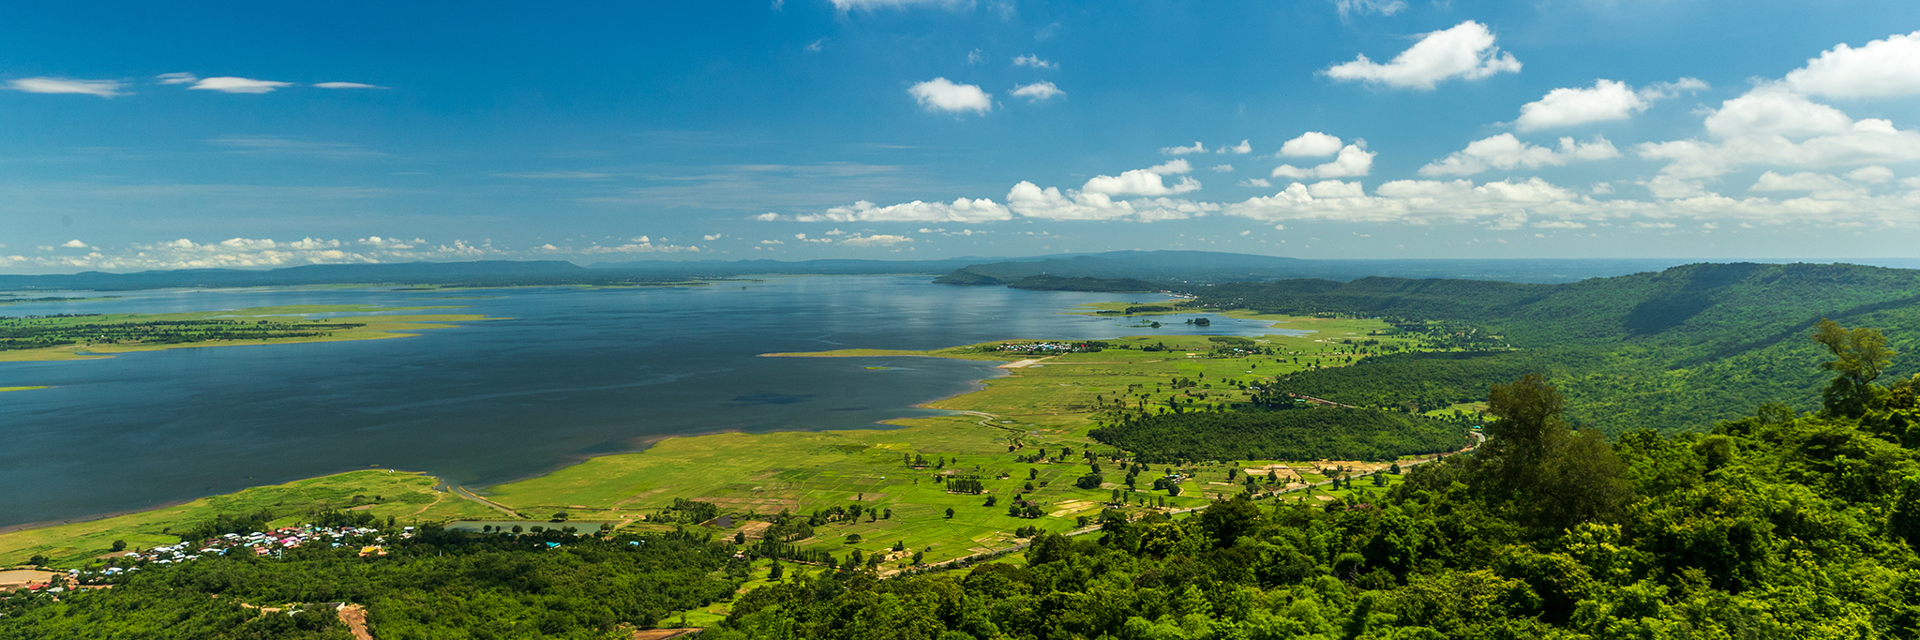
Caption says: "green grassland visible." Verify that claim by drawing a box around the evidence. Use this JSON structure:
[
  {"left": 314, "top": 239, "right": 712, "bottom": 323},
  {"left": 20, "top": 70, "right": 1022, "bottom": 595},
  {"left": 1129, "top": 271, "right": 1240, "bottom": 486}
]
[
  {"left": 0, "top": 386, "right": 48, "bottom": 393},
  {"left": 483, "top": 313, "right": 1434, "bottom": 571},
  {"left": 0, "top": 470, "right": 500, "bottom": 566},
  {"left": 0, "top": 304, "right": 489, "bottom": 362}
]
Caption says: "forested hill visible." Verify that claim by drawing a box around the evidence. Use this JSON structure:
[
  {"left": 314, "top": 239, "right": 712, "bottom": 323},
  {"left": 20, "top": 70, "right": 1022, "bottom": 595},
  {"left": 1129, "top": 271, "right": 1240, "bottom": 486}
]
[{"left": 1199, "top": 262, "right": 1920, "bottom": 432}]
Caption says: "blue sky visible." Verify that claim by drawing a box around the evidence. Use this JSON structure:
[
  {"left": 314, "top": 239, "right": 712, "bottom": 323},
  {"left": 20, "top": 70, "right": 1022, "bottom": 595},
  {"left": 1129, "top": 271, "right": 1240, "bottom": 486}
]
[{"left": 3, "top": 0, "right": 1919, "bottom": 272}]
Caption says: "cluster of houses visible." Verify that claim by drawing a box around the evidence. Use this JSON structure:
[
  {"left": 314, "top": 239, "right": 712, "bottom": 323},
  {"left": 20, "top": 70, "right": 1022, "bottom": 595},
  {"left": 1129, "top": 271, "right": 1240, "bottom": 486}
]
[
  {"left": 995, "top": 341, "right": 1101, "bottom": 354},
  {"left": 80, "top": 525, "right": 411, "bottom": 580}
]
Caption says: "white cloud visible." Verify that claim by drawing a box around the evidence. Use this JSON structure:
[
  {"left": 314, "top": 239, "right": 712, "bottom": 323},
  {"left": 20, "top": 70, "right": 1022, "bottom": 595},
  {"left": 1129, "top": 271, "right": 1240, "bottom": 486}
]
[
  {"left": 1847, "top": 166, "right": 1895, "bottom": 183},
  {"left": 1514, "top": 78, "right": 1706, "bottom": 131},
  {"left": 1012, "top": 54, "right": 1057, "bottom": 69},
  {"left": 840, "top": 234, "right": 914, "bottom": 247},
  {"left": 1750, "top": 171, "right": 1857, "bottom": 193},
  {"left": 1637, "top": 86, "right": 1920, "bottom": 178},
  {"left": 1419, "top": 134, "right": 1620, "bottom": 176},
  {"left": 190, "top": 77, "right": 293, "bottom": 94},
  {"left": 7, "top": 77, "right": 123, "bottom": 97},
  {"left": 1335, "top": 0, "right": 1406, "bottom": 18},
  {"left": 314, "top": 82, "right": 387, "bottom": 89},
  {"left": 703, "top": 233, "right": 725, "bottom": 241},
  {"left": 1082, "top": 160, "right": 1202, "bottom": 197},
  {"left": 1322, "top": 21, "right": 1521, "bottom": 90},
  {"left": 495, "top": 171, "right": 611, "bottom": 179},
  {"left": 1279, "top": 132, "right": 1344, "bottom": 157},
  {"left": 1161, "top": 141, "right": 1206, "bottom": 155},
  {"left": 1639, "top": 176, "right": 1712, "bottom": 199},
  {"left": 1785, "top": 31, "right": 1920, "bottom": 98},
  {"left": 1007, "top": 182, "right": 1217, "bottom": 221},
  {"left": 581, "top": 239, "right": 700, "bottom": 254},
  {"left": 1272, "top": 142, "right": 1375, "bottom": 179},
  {"left": 1218, "top": 139, "right": 1251, "bottom": 155},
  {"left": 1210, "top": 164, "right": 1234, "bottom": 173},
  {"left": 60, "top": 239, "right": 89, "bottom": 249},
  {"left": 1239, "top": 178, "right": 1272, "bottom": 188},
  {"left": 1011, "top": 81, "right": 1064, "bottom": 102},
  {"left": 760, "top": 239, "right": 784, "bottom": 245},
  {"left": 798, "top": 198, "right": 1012, "bottom": 223},
  {"left": 752, "top": 213, "right": 782, "bottom": 221},
  {"left": 830, "top": 0, "right": 964, "bottom": 9},
  {"left": 156, "top": 72, "right": 197, "bottom": 85},
  {"left": 808, "top": 40, "right": 826, "bottom": 52},
  {"left": 908, "top": 78, "right": 992, "bottom": 114},
  {"left": 10, "top": 236, "right": 513, "bottom": 270}
]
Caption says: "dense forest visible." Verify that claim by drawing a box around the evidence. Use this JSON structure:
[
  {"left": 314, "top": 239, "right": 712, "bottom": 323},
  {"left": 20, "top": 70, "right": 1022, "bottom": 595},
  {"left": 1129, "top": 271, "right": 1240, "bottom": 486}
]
[
  {"left": 1203, "top": 263, "right": 1920, "bottom": 432},
  {"left": 0, "top": 528, "right": 740, "bottom": 639},
  {"left": 703, "top": 323, "right": 1920, "bottom": 639},
  {"left": 1089, "top": 407, "right": 1464, "bottom": 463}
]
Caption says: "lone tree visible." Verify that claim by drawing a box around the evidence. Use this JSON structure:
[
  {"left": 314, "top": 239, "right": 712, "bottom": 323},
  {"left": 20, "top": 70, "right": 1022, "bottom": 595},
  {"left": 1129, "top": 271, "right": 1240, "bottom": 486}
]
[
  {"left": 1480, "top": 373, "right": 1633, "bottom": 530},
  {"left": 1814, "top": 319, "right": 1896, "bottom": 418}
]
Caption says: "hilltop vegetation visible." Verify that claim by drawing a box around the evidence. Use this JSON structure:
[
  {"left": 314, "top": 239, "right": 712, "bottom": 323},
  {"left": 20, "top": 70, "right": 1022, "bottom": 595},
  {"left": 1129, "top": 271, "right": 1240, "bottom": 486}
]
[
  {"left": 1089, "top": 407, "right": 1465, "bottom": 463},
  {"left": 1195, "top": 262, "right": 1920, "bottom": 432}
]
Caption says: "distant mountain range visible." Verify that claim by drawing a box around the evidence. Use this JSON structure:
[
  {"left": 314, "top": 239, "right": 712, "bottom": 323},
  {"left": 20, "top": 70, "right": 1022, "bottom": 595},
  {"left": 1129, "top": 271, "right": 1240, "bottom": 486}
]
[{"left": 2, "top": 251, "right": 1914, "bottom": 291}]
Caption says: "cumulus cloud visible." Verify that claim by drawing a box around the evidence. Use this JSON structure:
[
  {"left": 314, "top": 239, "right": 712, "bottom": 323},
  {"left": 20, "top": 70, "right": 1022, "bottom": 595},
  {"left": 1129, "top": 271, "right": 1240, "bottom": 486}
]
[
  {"left": 60, "top": 239, "right": 89, "bottom": 249},
  {"left": 1082, "top": 159, "right": 1202, "bottom": 197},
  {"left": 796, "top": 198, "right": 1012, "bottom": 223},
  {"left": 1239, "top": 178, "right": 1272, "bottom": 188},
  {"left": 908, "top": 78, "right": 992, "bottom": 114},
  {"left": 1514, "top": 78, "right": 1707, "bottom": 131},
  {"left": 1636, "top": 86, "right": 1920, "bottom": 178},
  {"left": 1785, "top": 31, "right": 1920, "bottom": 98},
  {"left": 190, "top": 77, "right": 293, "bottom": 94},
  {"left": 1221, "top": 174, "right": 1920, "bottom": 228},
  {"left": 1419, "top": 134, "right": 1620, "bottom": 176},
  {"left": 1007, "top": 182, "right": 1218, "bottom": 221},
  {"left": 840, "top": 234, "right": 915, "bottom": 247},
  {"left": 1750, "top": 171, "right": 1857, "bottom": 193},
  {"left": 1279, "top": 132, "right": 1344, "bottom": 157},
  {"left": 1210, "top": 164, "right": 1234, "bottom": 173},
  {"left": 1161, "top": 141, "right": 1206, "bottom": 155},
  {"left": 1012, "top": 54, "right": 1057, "bottom": 69},
  {"left": 1847, "top": 166, "right": 1895, "bottom": 183},
  {"left": 1272, "top": 142, "right": 1375, "bottom": 179},
  {"left": 11, "top": 236, "right": 512, "bottom": 271},
  {"left": 581, "top": 236, "right": 700, "bottom": 254},
  {"left": 703, "top": 233, "right": 725, "bottom": 241},
  {"left": 7, "top": 77, "right": 123, "bottom": 97},
  {"left": 156, "top": 72, "right": 197, "bottom": 85},
  {"left": 1218, "top": 139, "right": 1252, "bottom": 155},
  {"left": 1322, "top": 21, "right": 1521, "bottom": 90},
  {"left": 314, "top": 82, "right": 387, "bottom": 89},
  {"left": 1011, "top": 81, "right": 1064, "bottom": 102}
]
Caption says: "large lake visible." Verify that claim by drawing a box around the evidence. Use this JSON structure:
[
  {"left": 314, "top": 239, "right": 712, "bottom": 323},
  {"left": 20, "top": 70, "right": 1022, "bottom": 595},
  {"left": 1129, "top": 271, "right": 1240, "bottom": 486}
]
[{"left": 0, "top": 276, "right": 1303, "bottom": 528}]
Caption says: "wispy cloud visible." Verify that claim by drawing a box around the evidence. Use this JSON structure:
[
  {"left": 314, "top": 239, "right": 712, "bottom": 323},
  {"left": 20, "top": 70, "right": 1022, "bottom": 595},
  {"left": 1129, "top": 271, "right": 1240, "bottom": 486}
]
[
  {"left": 314, "top": 82, "right": 387, "bottom": 89},
  {"left": 156, "top": 72, "right": 197, "bottom": 85},
  {"left": 7, "top": 77, "right": 123, "bottom": 97},
  {"left": 190, "top": 77, "right": 293, "bottom": 94},
  {"left": 206, "top": 136, "right": 386, "bottom": 160},
  {"left": 494, "top": 171, "right": 612, "bottom": 180},
  {"left": 1011, "top": 81, "right": 1064, "bottom": 102},
  {"left": 1012, "top": 54, "right": 1057, "bottom": 70}
]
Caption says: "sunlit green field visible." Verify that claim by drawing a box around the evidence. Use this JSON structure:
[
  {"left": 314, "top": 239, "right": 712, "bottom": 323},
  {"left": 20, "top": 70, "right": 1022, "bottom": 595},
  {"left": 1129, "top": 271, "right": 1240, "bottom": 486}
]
[
  {"left": 0, "top": 470, "right": 498, "bottom": 566},
  {"left": 0, "top": 304, "right": 488, "bottom": 362}
]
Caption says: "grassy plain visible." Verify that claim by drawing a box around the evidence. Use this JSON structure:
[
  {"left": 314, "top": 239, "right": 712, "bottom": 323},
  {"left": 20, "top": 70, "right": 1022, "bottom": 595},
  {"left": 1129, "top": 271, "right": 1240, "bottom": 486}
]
[
  {"left": 0, "top": 304, "right": 488, "bottom": 362},
  {"left": 0, "top": 386, "right": 48, "bottom": 393},
  {"left": 0, "top": 470, "right": 497, "bottom": 566},
  {"left": 485, "top": 312, "right": 1436, "bottom": 571}
]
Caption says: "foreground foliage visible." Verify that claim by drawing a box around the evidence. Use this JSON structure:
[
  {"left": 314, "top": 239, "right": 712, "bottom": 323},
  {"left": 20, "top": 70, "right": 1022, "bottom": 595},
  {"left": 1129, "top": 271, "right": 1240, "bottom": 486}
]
[
  {"left": 0, "top": 529, "right": 739, "bottom": 639},
  {"left": 706, "top": 328, "right": 1920, "bottom": 639},
  {"left": 1089, "top": 407, "right": 1463, "bottom": 463}
]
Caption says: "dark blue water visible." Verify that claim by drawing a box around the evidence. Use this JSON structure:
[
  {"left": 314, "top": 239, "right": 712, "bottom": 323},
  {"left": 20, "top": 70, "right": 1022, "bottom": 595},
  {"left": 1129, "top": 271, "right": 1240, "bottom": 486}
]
[{"left": 0, "top": 276, "right": 1302, "bottom": 527}]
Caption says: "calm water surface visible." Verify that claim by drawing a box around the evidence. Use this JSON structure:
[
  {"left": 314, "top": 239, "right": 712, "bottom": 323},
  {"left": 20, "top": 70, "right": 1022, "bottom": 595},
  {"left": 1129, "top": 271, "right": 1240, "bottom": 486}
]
[{"left": 0, "top": 276, "right": 1303, "bottom": 527}]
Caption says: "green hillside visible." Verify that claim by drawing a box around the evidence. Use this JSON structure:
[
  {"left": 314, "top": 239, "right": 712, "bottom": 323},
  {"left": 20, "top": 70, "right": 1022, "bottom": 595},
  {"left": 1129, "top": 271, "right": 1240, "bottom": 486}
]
[{"left": 1196, "top": 263, "right": 1920, "bottom": 432}]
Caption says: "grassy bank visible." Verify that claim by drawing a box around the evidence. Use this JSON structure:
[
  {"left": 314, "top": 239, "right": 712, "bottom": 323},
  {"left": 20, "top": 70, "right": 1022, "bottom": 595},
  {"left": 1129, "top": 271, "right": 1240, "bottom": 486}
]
[
  {"left": 0, "top": 304, "right": 489, "bottom": 362},
  {"left": 0, "top": 471, "right": 498, "bottom": 566}
]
